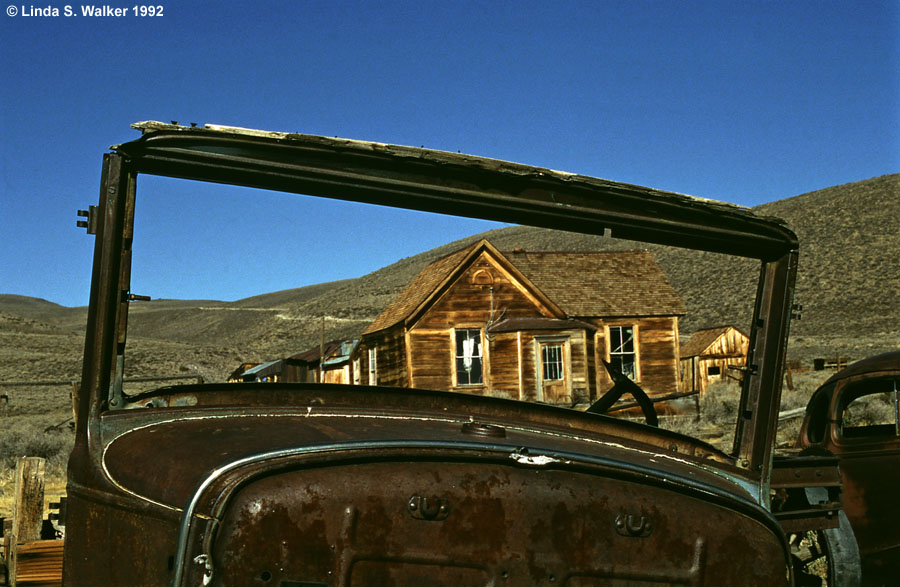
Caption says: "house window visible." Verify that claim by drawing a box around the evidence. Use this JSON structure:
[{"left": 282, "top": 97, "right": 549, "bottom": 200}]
[
  {"left": 609, "top": 326, "right": 637, "bottom": 380},
  {"left": 368, "top": 348, "right": 377, "bottom": 386},
  {"left": 455, "top": 328, "right": 483, "bottom": 385},
  {"left": 542, "top": 344, "right": 564, "bottom": 381},
  {"left": 353, "top": 358, "right": 361, "bottom": 385},
  {"left": 708, "top": 366, "right": 721, "bottom": 376}
]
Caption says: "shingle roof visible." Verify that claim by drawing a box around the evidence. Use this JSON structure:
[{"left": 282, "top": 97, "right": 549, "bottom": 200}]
[
  {"left": 506, "top": 249, "right": 686, "bottom": 317},
  {"left": 287, "top": 340, "right": 346, "bottom": 363},
  {"left": 363, "top": 239, "right": 685, "bottom": 335},
  {"left": 679, "top": 326, "right": 746, "bottom": 358}
]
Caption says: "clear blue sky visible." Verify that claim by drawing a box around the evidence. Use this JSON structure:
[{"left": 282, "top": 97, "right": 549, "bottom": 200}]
[{"left": 2, "top": 0, "right": 897, "bottom": 308}]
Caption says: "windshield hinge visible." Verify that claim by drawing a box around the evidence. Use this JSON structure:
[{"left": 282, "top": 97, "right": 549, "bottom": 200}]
[{"left": 76, "top": 206, "right": 98, "bottom": 234}]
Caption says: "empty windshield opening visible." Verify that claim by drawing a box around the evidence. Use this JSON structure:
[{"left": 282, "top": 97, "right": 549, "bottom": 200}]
[{"left": 114, "top": 172, "right": 763, "bottom": 456}]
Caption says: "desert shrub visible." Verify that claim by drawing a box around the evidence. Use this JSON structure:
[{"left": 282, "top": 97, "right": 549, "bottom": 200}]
[
  {"left": 780, "top": 371, "right": 831, "bottom": 410},
  {"left": 698, "top": 380, "right": 743, "bottom": 427},
  {"left": 662, "top": 372, "right": 834, "bottom": 451},
  {"left": 0, "top": 414, "right": 74, "bottom": 472},
  {"left": 776, "top": 370, "right": 833, "bottom": 447},
  {"left": 658, "top": 381, "right": 741, "bottom": 451},
  {"left": 843, "top": 392, "right": 897, "bottom": 428}
]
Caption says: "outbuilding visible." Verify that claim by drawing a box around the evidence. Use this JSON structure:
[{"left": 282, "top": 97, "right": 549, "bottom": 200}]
[{"left": 679, "top": 325, "right": 750, "bottom": 394}]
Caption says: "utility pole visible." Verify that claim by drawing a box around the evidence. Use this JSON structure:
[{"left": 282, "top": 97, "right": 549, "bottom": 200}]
[{"left": 320, "top": 316, "right": 325, "bottom": 383}]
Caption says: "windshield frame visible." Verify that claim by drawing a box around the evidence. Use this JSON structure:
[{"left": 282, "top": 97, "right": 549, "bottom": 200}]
[{"left": 77, "top": 122, "right": 799, "bottom": 505}]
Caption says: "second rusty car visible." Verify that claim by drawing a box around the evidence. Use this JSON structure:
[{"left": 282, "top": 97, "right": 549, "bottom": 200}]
[{"left": 797, "top": 351, "right": 900, "bottom": 585}]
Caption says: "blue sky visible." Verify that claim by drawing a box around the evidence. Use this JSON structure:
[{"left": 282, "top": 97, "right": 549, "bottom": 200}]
[{"left": 2, "top": 0, "right": 897, "bottom": 307}]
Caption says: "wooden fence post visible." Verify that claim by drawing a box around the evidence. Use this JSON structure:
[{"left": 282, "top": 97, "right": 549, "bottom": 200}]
[{"left": 9, "top": 457, "right": 45, "bottom": 587}]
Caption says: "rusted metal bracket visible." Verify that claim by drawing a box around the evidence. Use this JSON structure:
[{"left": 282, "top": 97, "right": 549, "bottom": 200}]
[
  {"left": 771, "top": 453, "right": 842, "bottom": 533},
  {"left": 76, "top": 206, "right": 98, "bottom": 234},
  {"left": 408, "top": 496, "right": 451, "bottom": 521},
  {"left": 615, "top": 513, "right": 653, "bottom": 537}
]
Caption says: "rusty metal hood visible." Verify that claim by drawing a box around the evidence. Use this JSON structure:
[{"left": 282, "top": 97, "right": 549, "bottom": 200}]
[
  {"left": 99, "top": 383, "right": 751, "bottom": 514},
  {"left": 95, "top": 384, "right": 792, "bottom": 586}
]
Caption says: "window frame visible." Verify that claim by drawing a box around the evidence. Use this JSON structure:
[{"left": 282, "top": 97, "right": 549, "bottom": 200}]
[
  {"left": 453, "top": 327, "right": 484, "bottom": 387},
  {"left": 367, "top": 347, "right": 377, "bottom": 386},
  {"left": 608, "top": 325, "right": 639, "bottom": 381},
  {"left": 541, "top": 343, "right": 565, "bottom": 382}
]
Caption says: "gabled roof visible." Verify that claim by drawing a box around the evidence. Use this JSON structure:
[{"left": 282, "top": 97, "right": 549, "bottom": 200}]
[
  {"left": 227, "top": 362, "right": 259, "bottom": 381},
  {"left": 242, "top": 359, "right": 283, "bottom": 378},
  {"left": 680, "top": 325, "right": 748, "bottom": 358},
  {"left": 362, "top": 243, "right": 479, "bottom": 334},
  {"left": 363, "top": 239, "right": 685, "bottom": 335}
]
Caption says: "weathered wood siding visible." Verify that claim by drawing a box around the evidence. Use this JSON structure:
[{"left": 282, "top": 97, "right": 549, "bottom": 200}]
[
  {"left": 406, "top": 252, "right": 557, "bottom": 394},
  {"left": 406, "top": 330, "right": 454, "bottom": 391},
  {"left": 282, "top": 362, "right": 316, "bottom": 383},
  {"left": 323, "top": 365, "right": 350, "bottom": 385},
  {"left": 569, "top": 329, "right": 591, "bottom": 402},
  {"left": 635, "top": 317, "right": 681, "bottom": 397},
  {"left": 486, "top": 332, "right": 521, "bottom": 399},
  {"left": 680, "top": 327, "right": 749, "bottom": 394},
  {"left": 356, "top": 325, "right": 407, "bottom": 388}
]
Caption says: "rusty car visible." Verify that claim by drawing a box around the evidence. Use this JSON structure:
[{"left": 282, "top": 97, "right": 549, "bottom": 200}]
[
  {"left": 63, "top": 121, "right": 855, "bottom": 585},
  {"left": 796, "top": 351, "right": 900, "bottom": 585}
]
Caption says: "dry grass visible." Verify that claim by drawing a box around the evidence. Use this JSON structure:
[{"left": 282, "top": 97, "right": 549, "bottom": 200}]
[
  {"left": 660, "top": 369, "right": 834, "bottom": 452},
  {"left": 0, "top": 382, "right": 74, "bottom": 518}
]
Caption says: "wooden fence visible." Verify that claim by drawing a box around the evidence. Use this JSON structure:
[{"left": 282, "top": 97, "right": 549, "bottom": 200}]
[{"left": 1, "top": 457, "right": 63, "bottom": 587}]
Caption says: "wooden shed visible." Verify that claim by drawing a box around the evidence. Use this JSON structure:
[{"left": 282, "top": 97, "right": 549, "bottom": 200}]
[
  {"left": 238, "top": 359, "right": 284, "bottom": 383},
  {"left": 283, "top": 340, "right": 358, "bottom": 384},
  {"left": 679, "top": 325, "right": 750, "bottom": 394},
  {"left": 227, "top": 362, "right": 260, "bottom": 383},
  {"left": 353, "top": 239, "right": 686, "bottom": 406}
]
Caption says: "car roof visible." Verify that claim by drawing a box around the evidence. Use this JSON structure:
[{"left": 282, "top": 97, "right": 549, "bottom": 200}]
[{"left": 821, "top": 351, "right": 900, "bottom": 387}]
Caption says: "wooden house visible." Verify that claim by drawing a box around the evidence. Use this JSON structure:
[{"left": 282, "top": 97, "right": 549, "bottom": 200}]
[
  {"left": 353, "top": 239, "right": 686, "bottom": 405},
  {"left": 227, "top": 362, "right": 260, "bottom": 383},
  {"left": 237, "top": 359, "right": 284, "bottom": 383},
  {"left": 679, "top": 326, "right": 750, "bottom": 394},
  {"left": 283, "top": 340, "right": 359, "bottom": 384}
]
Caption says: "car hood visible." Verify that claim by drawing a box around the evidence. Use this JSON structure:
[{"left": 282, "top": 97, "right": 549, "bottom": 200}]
[{"left": 99, "top": 383, "right": 751, "bottom": 513}]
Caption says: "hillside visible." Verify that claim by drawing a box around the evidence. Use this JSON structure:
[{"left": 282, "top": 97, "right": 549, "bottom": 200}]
[{"left": 1, "top": 174, "right": 897, "bottom": 383}]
